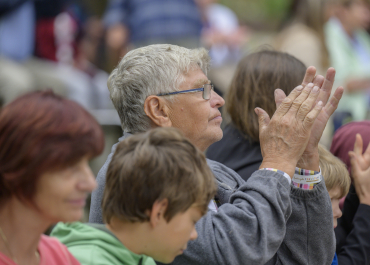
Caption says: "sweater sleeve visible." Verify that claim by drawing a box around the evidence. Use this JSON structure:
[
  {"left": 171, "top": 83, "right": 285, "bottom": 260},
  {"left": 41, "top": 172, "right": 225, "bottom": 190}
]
[
  {"left": 265, "top": 178, "right": 336, "bottom": 265},
  {"left": 172, "top": 170, "right": 292, "bottom": 265},
  {"left": 337, "top": 204, "right": 370, "bottom": 265}
]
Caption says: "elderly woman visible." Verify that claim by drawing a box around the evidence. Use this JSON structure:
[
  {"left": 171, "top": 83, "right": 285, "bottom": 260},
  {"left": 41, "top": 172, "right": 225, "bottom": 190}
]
[
  {"left": 0, "top": 91, "right": 104, "bottom": 265},
  {"left": 207, "top": 50, "right": 307, "bottom": 180},
  {"left": 89, "top": 44, "right": 343, "bottom": 265}
]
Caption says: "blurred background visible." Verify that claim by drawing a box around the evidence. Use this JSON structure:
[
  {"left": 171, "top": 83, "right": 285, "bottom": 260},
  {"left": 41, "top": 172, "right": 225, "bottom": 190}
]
[{"left": 2, "top": 0, "right": 370, "bottom": 177}]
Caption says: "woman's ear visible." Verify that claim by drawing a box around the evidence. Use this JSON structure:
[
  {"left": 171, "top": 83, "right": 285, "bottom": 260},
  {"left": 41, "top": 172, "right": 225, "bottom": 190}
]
[
  {"left": 149, "top": 198, "right": 169, "bottom": 228},
  {"left": 144, "top": 96, "right": 172, "bottom": 127}
]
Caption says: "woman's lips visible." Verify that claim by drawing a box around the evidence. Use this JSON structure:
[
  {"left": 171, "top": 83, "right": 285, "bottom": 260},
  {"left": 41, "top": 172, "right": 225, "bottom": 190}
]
[
  {"left": 67, "top": 199, "right": 86, "bottom": 207},
  {"left": 210, "top": 115, "right": 222, "bottom": 121}
]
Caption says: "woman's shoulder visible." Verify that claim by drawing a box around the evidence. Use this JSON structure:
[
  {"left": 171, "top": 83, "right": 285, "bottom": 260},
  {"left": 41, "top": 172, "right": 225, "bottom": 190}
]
[{"left": 39, "top": 235, "right": 80, "bottom": 265}]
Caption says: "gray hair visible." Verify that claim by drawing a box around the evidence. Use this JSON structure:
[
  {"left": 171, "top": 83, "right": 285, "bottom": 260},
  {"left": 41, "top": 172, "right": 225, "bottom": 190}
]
[{"left": 107, "top": 44, "right": 210, "bottom": 133}]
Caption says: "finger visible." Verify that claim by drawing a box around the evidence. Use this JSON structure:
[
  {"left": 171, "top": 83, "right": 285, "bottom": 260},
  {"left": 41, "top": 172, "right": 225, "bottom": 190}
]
[
  {"left": 302, "top": 66, "right": 317, "bottom": 86},
  {"left": 364, "top": 140, "right": 370, "bottom": 157},
  {"left": 274, "top": 85, "right": 304, "bottom": 119},
  {"left": 349, "top": 151, "right": 360, "bottom": 179},
  {"left": 312, "top": 75, "right": 325, "bottom": 88},
  {"left": 255, "top": 107, "right": 270, "bottom": 136},
  {"left": 322, "top": 86, "right": 344, "bottom": 118},
  {"left": 303, "top": 100, "right": 323, "bottom": 128},
  {"left": 316, "top": 68, "right": 336, "bottom": 106},
  {"left": 285, "top": 83, "right": 315, "bottom": 115},
  {"left": 297, "top": 85, "right": 321, "bottom": 120},
  {"left": 354, "top": 134, "right": 364, "bottom": 156},
  {"left": 274, "top": 89, "right": 287, "bottom": 110}
]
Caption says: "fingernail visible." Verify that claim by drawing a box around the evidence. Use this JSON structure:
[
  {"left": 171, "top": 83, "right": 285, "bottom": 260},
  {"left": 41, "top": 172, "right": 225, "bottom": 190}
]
[
  {"left": 307, "top": 83, "right": 314, "bottom": 88},
  {"left": 313, "top": 86, "right": 319, "bottom": 92},
  {"left": 296, "top": 85, "right": 303, "bottom": 91},
  {"left": 254, "top": 108, "right": 259, "bottom": 115},
  {"left": 317, "top": 101, "right": 323, "bottom": 106}
]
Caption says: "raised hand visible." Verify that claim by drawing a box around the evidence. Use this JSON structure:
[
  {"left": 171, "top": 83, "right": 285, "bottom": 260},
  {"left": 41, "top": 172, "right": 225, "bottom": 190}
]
[
  {"left": 351, "top": 134, "right": 370, "bottom": 170},
  {"left": 275, "top": 67, "right": 344, "bottom": 171},
  {"left": 256, "top": 83, "right": 323, "bottom": 178},
  {"left": 349, "top": 134, "right": 370, "bottom": 205}
]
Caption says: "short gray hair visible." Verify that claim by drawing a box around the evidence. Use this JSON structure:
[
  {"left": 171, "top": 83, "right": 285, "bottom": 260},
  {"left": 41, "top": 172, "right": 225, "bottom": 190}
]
[{"left": 107, "top": 44, "right": 210, "bottom": 133}]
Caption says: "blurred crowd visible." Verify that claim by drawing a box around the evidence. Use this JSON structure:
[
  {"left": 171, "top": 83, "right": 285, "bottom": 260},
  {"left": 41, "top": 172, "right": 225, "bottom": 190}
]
[
  {"left": 2, "top": 0, "right": 370, "bottom": 130},
  {"left": 2, "top": 0, "right": 370, "bottom": 264}
]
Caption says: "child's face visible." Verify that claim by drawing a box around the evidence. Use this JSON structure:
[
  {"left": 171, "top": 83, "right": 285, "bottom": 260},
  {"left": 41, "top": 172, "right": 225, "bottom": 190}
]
[
  {"left": 151, "top": 205, "right": 203, "bottom": 263},
  {"left": 328, "top": 186, "right": 343, "bottom": 228}
]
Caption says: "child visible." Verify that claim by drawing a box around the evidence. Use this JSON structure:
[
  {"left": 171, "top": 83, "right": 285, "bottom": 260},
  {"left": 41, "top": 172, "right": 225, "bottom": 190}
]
[
  {"left": 318, "top": 144, "right": 351, "bottom": 265},
  {"left": 51, "top": 127, "right": 217, "bottom": 265}
]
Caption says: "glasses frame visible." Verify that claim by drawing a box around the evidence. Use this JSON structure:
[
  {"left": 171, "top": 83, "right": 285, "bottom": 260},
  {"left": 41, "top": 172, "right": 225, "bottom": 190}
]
[{"left": 156, "top": 84, "right": 214, "bottom": 100}]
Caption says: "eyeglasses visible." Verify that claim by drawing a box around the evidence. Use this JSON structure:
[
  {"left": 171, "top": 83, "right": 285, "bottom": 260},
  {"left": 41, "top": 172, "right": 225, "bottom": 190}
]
[{"left": 156, "top": 84, "right": 214, "bottom": 100}]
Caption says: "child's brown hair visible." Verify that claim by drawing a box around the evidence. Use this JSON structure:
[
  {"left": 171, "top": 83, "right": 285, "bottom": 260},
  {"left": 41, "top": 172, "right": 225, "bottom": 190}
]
[
  {"left": 318, "top": 144, "right": 351, "bottom": 198},
  {"left": 102, "top": 127, "right": 217, "bottom": 223}
]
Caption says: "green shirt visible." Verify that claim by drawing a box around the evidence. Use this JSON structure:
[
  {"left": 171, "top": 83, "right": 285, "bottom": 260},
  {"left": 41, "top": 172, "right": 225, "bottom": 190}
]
[{"left": 51, "top": 222, "right": 156, "bottom": 265}]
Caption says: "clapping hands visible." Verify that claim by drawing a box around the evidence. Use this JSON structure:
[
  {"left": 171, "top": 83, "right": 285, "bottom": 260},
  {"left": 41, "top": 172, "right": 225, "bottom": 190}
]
[
  {"left": 275, "top": 67, "right": 344, "bottom": 171},
  {"left": 257, "top": 82, "right": 324, "bottom": 178}
]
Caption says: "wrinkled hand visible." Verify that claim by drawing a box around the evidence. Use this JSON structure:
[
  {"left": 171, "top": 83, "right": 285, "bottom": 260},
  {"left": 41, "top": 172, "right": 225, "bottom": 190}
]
[
  {"left": 257, "top": 83, "right": 323, "bottom": 178},
  {"left": 275, "top": 67, "right": 344, "bottom": 171},
  {"left": 349, "top": 134, "right": 370, "bottom": 205}
]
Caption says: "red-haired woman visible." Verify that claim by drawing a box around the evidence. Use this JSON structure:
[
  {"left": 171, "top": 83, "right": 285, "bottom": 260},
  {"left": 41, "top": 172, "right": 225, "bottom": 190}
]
[{"left": 0, "top": 91, "right": 104, "bottom": 265}]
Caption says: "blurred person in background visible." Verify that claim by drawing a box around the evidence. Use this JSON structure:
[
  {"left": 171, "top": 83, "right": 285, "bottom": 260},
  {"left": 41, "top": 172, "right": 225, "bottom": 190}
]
[
  {"left": 330, "top": 121, "right": 370, "bottom": 264},
  {"left": 0, "top": 0, "right": 111, "bottom": 109},
  {"left": 207, "top": 50, "right": 306, "bottom": 180},
  {"left": 0, "top": 0, "right": 67, "bottom": 105},
  {"left": 195, "top": 0, "right": 248, "bottom": 94},
  {"left": 273, "top": 0, "right": 331, "bottom": 77},
  {"left": 103, "top": 0, "right": 203, "bottom": 71},
  {"left": 33, "top": 0, "right": 111, "bottom": 109},
  {"left": 325, "top": 0, "right": 370, "bottom": 123},
  {"left": 0, "top": 90, "right": 104, "bottom": 265}
]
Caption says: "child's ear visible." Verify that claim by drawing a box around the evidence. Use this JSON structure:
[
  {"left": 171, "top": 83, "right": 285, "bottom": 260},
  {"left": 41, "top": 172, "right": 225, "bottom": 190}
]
[
  {"left": 144, "top": 96, "right": 172, "bottom": 128},
  {"left": 149, "top": 198, "right": 169, "bottom": 228}
]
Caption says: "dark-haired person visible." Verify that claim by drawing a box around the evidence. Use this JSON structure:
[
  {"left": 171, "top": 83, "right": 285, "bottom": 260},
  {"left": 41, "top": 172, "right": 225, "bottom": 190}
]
[
  {"left": 0, "top": 91, "right": 104, "bottom": 265},
  {"left": 89, "top": 44, "right": 344, "bottom": 265},
  {"left": 51, "top": 128, "right": 217, "bottom": 265}
]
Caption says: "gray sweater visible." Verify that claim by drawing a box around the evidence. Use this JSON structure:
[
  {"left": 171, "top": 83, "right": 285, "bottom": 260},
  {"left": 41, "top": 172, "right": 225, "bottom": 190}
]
[{"left": 89, "top": 133, "right": 335, "bottom": 265}]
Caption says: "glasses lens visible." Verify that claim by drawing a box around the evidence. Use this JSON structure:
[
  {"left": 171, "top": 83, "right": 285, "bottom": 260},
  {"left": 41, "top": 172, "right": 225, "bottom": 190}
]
[{"left": 203, "top": 84, "right": 213, "bottom": 99}]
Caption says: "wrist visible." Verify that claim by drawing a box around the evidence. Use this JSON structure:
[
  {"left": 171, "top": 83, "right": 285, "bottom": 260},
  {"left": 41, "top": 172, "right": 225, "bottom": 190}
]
[
  {"left": 360, "top": 200, "right": 370, "bottom": 206},
  {"left": 359, "top": 196, "right": 370, "bottom": 206},
  {"left": 260, "top": 159, "right": 296, "bottom": 179},
  {"left": 297, "top": 149, "right": 320, "bottom": 172}
]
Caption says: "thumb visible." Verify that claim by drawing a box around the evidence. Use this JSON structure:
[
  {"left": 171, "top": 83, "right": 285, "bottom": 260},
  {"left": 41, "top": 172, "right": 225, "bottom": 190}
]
[{"left": 255, "top": 107, "right": 270, "bottom": 132}]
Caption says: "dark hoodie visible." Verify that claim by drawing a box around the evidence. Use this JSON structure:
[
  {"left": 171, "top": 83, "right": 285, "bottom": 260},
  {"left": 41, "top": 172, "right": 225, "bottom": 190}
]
[{"left": 206, "top": 124, "right": 262, "bottom": 182}]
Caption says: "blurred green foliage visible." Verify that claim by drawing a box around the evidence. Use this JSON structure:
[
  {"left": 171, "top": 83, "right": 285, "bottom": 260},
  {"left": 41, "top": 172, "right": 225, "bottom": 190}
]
[
  {"left": 82, "top": 0, "right": 293, "bottom": 30},
  {"left": 219, "top": 0, "right": 293, "bottom": 29}
]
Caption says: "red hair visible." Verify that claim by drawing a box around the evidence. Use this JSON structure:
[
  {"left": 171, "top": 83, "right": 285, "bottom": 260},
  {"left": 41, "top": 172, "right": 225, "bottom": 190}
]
[{"left": 0, "top": 90, "right": 104, "bottom": 201}]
